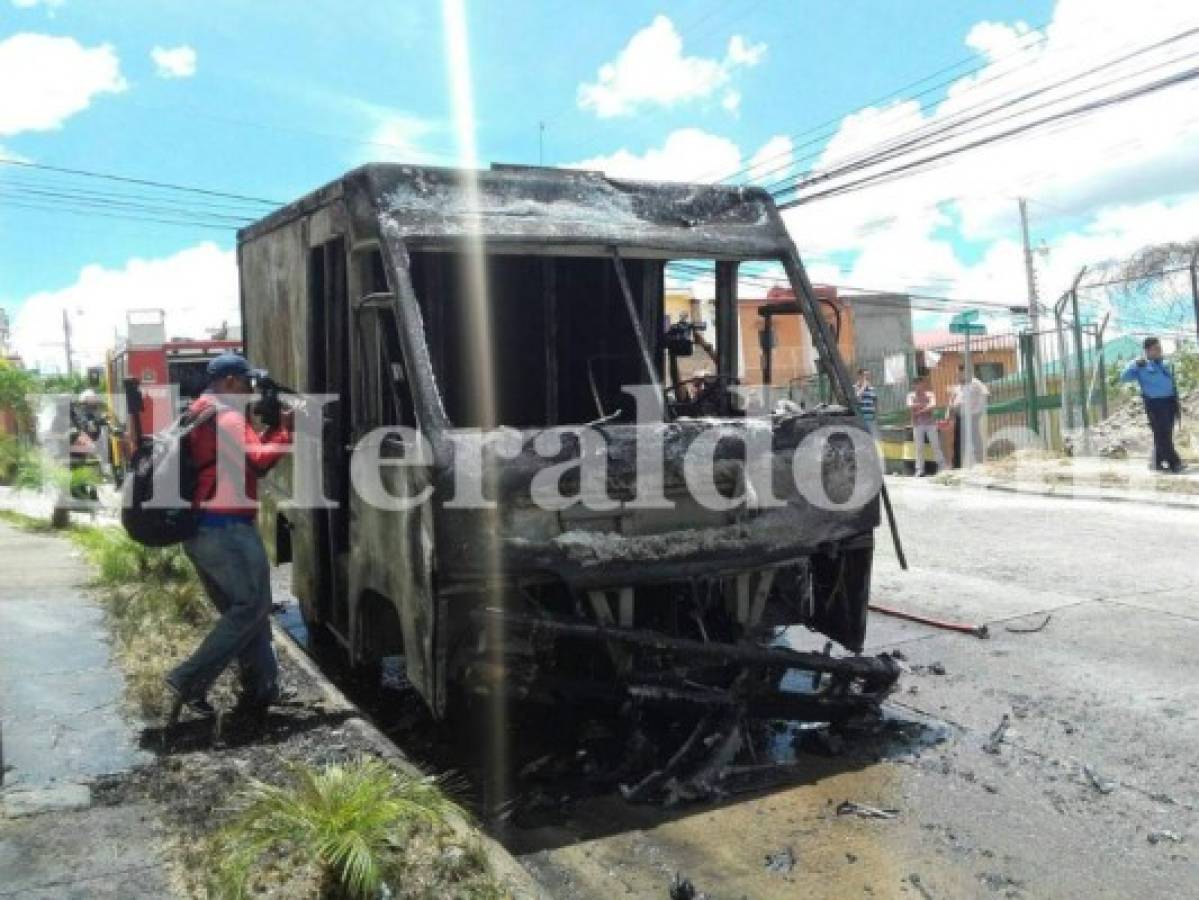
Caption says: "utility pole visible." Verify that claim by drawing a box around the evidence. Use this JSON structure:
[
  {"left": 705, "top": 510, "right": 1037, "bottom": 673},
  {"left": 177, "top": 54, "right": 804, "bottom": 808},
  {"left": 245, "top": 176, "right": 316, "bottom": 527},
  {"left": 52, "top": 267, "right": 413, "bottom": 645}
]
[
  {"left": 1019, "top": 198, "right": 1040, "bottom": 334},
  {"left": 1190, "top": 243, "right": 1199, "bottom": 346},
  {"left": 61, "top": 308, "right": 74, "bottom": 376},
  {"left": 1016, "top": 200, "right": 1045, "bottom": 448}
]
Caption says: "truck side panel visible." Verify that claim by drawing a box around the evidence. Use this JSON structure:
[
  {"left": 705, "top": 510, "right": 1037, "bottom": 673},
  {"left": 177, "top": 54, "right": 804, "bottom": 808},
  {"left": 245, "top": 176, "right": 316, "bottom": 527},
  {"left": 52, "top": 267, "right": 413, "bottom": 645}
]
[{"left": 239, "top": 210, "right": 318, "bottom": 624}]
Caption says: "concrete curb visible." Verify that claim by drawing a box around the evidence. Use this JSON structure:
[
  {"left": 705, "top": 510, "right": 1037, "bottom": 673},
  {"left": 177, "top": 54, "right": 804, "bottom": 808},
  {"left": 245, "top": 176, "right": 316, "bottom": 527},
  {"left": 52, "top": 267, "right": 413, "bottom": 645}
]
[
  {"left": 917, "top": 476, "right": 1199, "bottom": 511},
  {"left": 270, "top": 621, "right": 549, "bottom": 900}
]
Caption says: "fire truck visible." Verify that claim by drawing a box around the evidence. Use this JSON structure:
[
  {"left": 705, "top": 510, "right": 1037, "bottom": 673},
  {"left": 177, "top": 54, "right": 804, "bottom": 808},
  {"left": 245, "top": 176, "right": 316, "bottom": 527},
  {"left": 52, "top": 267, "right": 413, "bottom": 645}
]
[{"left": 104, "top": 309, "right": 242, "bottom": 480}]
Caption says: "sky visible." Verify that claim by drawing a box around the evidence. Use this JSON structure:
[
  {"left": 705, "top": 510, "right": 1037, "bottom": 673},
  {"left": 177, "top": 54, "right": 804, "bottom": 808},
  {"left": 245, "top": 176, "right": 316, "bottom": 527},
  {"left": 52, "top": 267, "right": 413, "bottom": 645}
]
[{"left": 2, "top": 0, "right": 1198, "bottom": 370}]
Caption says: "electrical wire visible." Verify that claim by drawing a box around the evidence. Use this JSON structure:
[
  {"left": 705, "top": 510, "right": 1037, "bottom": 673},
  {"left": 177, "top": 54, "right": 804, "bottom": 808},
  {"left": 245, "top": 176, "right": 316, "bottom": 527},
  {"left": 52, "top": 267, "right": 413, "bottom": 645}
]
[
  {"left": 0, "top": 158, "right": 280, "bottom": 206},
  {"left": 768, "top": 30, "right": 1199, "bottom": 201},
  {"left": 777, "top": 63, "right": 1199, "bottom": 208}
]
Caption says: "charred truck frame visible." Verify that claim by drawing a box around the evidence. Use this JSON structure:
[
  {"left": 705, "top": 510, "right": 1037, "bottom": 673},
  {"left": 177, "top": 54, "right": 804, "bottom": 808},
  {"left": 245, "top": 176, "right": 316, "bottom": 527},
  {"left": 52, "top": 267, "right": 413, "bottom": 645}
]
[{"left": 239, "top": 164, "right": 898, "bottom": 726}]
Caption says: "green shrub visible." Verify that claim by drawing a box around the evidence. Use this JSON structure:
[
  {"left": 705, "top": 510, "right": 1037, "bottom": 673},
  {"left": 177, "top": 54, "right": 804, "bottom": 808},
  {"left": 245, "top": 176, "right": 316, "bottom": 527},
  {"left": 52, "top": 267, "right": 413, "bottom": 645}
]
[
  {"left": 14, "top": 452, "right": 69, "bottom": 493},
  {"left": 210, "top": 758, "right": 470, "bottom": 900},
  {"left": 0, "top": 435, "right": 29, "bottom": 484},
  {"left": 74, "top": 527, "right": 194, "bottom": 585}
]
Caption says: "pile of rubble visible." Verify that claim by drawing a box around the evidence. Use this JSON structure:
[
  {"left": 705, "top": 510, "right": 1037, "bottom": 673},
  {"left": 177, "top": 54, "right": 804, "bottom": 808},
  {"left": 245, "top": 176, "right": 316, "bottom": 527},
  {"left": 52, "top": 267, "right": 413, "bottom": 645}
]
[{"left": 1069, "top": 389, "right": 1199, "bottom": 459}]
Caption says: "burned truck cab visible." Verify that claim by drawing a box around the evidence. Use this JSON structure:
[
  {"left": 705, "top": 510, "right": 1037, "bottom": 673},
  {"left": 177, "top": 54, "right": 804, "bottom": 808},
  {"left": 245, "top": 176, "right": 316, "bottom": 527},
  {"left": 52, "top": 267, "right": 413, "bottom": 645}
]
[{"left": 239, "top": 163, "right": 897, "bottom": 724}]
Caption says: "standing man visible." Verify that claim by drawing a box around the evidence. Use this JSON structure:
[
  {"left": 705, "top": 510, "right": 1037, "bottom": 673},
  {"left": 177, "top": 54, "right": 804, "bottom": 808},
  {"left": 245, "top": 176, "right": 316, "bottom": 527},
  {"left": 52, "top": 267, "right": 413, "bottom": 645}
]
[
  {"left": 1120, "top": 336, "right": 1184, "bottom": 473},
  {"left": 949, "top": 365, "right": 990, "bottom": 467},
  {"left": 165, "top": 352, "right": 293, "bottom": 720},
  {"left": 906, "top": 375, "right": 946, "bottom": 476},
  {"left": 854, "top": 368, "right": 879, "bottom": 438}
]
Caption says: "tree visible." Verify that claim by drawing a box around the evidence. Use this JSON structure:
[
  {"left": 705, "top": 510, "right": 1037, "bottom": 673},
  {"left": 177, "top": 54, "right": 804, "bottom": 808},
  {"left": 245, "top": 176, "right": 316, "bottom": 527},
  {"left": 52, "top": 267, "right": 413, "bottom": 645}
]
[{"left": 0, "top": 360, "right": 38, "bottom": 432}]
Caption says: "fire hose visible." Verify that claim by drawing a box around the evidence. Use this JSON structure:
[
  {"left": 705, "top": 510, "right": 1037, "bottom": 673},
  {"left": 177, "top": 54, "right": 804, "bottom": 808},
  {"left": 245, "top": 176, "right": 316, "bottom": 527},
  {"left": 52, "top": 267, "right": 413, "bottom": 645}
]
[{"left": 868, "top": 603, "right": 990, "bottom": 638}]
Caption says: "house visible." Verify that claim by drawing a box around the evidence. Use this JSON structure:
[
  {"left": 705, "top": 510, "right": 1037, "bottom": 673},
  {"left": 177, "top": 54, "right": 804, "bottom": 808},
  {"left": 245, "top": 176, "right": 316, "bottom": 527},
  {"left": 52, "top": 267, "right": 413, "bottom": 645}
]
[
  {"left": 736, "top": 285, "right": 856, "bottom": 385},
  {"left": 913, "top": 330, "right": 1019, "bottom": 404},
  {"left": 736, "top": 286, "right": 913, "bottom": 390}
]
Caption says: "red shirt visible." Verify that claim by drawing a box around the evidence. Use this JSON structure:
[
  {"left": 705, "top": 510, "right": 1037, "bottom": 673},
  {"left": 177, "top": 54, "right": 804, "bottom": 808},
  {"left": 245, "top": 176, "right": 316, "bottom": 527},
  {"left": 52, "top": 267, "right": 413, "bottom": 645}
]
[{"left": 186, "top": 395, "right": 292, "bottom": 515}]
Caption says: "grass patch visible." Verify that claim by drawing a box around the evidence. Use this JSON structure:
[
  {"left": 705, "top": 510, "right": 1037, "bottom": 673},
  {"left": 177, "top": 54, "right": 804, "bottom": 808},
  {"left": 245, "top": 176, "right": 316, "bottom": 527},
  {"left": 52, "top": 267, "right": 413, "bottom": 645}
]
[
  {"left": 101, "top": 579, "right": 212, "bottom": 716},
  {"left": 207, "top": 758, "right": 503, "bottom": 900},
  {"left": 68, "top": 527, "right": 215, "bottom": 717},
  {"left": 0, "top": 508, "right": 62, "bottom": 532},
  {"left": 73, "top": 526, "right": 194, "bottom": 584}
]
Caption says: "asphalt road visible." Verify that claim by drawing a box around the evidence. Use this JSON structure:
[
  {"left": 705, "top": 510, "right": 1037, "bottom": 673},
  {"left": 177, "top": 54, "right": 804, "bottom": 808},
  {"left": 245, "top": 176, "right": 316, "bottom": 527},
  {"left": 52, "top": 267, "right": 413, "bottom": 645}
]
[{"left": 519, "top": 480, "right": 1199, "bottom": 899}]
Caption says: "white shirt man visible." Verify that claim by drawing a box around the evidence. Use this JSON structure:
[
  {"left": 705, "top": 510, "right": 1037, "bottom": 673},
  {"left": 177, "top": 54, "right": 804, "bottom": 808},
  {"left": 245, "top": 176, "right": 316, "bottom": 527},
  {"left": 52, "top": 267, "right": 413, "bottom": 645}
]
[
  {"left": 949, "top": 370, "right": 990, "bottom": 465},
  {"left": 906, "top": 379, "right": 946, "bottom": 476}
]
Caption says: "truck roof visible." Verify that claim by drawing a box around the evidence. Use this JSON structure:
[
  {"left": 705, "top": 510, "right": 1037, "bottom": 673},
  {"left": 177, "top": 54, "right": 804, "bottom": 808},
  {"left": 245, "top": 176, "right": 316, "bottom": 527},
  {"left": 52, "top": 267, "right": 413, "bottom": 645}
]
[{"left": 238, "top": 163, "right": 792, "bottom": 259}]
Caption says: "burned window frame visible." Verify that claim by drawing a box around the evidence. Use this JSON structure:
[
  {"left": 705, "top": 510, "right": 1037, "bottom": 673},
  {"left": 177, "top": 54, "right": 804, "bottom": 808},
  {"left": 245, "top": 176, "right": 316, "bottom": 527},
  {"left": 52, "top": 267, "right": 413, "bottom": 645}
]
[{"left": 391, "top": 243, "right": 859, "bottom": 430}]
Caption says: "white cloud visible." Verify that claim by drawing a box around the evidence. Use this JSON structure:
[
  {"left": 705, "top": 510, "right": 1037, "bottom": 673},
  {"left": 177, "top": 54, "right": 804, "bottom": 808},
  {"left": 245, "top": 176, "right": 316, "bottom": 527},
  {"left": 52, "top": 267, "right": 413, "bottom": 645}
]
[
  {"left": 359, "top": 108, "right": 441, "bottom": 164},
  {"left": 10, "top": 243, "right": 238, "bottom": 371},
  {"left": 11, "top": 0, "right": 66, "bottom": 8},
  {"left": 577, "top": 15, "right": 765, "bottom": 117},
  {"left": 0, "top": 144, "right": 31, "bottom": 163},
  {"left": 726, "top": 34, "right": 767, "bottom": 67},
  {"left": 775, "top": 0, "right": 1199, "bottom": 311},
  {"left": 746, "top": 135, "right": 792, "bottom": 184},
  {"left": 570, "top": 128, "right": 790, "bottom": 183},
  {"left": 150, "top": 44, "right": 197, "bottom": 79},
  {"left": 721, "top": 89, "right": 742, "bottom": 114},
  {"left": 0, "top": 33, "right": 126, "bottom": 136}
]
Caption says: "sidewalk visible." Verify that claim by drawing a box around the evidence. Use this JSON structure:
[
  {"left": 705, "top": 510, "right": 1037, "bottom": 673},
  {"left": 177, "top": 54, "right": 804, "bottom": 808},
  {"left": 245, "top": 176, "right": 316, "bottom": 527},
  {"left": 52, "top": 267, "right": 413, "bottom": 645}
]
[
  {"left": 930, "top": 455, "right": 1199, "bottom": 509},
  {"left": 0, "top": 520, "right": 169, "bottom": 899}
]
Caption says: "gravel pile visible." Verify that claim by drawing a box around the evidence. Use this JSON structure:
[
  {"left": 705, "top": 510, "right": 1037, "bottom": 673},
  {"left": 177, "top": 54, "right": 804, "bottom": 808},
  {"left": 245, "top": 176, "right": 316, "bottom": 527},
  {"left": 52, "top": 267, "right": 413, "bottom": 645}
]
[{"left": 1076, "top": 389, "right": 1199, "bottom": 458}]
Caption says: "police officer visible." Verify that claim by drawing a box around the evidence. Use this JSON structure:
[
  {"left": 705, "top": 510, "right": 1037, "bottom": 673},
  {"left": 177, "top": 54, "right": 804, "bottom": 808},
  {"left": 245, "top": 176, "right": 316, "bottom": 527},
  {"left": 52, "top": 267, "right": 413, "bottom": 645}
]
[{"left": 1120, "top": 336, "right": 1184, "bottom": 473}]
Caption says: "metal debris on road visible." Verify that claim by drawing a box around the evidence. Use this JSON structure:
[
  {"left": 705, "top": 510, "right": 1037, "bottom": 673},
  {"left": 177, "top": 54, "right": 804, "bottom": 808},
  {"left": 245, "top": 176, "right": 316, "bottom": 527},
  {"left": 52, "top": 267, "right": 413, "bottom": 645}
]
[
  {"left": 868, "top": 603, "right": 990, "bottom": 639},
  {"left": 983, "top": 714, "right": 1011, "bottom": 754},
  {"left": 764, "top": 846, "right": 797, "bottom": 874},
  {"left": 908, "top": 872, "right": 935, "bottom": 900},
  {"left": 1005, "top": 614, "right": 1053, "bottom": 634},
  {"left": 1147, "top": 830, "right": 1183, "bottom": 845},
  {"left": 669, "top": 871, "right": 705, "bottom": 899},
  {"left": 911, "top": 661, "right": 948, "bottom": 675},
  {"left": 1082, "top": 764, "right": 1116, "bottom": 794},
  {"left": 836, "top": 799, "right": 900, "bottom": 819}
]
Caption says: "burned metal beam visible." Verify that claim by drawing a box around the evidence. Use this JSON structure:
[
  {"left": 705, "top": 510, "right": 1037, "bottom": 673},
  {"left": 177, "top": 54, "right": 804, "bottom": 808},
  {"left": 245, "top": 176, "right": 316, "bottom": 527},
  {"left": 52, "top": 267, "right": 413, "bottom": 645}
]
[
  {"left": 471, "top": 607, "right": 901, "bottom": 685},
  {"left": 542, "top": 258, "right": 558, "bottom": 425},
  {"left": 715, "top": 261, "right": 739, "bottom": 385},
  {"left": 609, "top": 247, "right": 664, "bottom": 415}
]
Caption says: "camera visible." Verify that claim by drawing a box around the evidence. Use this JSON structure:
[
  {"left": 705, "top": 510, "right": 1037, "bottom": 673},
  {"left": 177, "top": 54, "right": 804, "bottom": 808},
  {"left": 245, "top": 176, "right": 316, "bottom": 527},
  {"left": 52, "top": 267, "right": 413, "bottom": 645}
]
[{"left": 250, "top": 371, "right": 296, "bottom": 428}]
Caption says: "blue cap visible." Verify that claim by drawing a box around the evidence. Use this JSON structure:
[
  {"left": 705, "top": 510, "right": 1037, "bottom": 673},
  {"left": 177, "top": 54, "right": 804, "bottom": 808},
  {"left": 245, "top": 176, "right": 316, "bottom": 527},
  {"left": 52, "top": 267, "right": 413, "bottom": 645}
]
[{"left": 206, "top": 352, "right": 253, "bottom": 381}]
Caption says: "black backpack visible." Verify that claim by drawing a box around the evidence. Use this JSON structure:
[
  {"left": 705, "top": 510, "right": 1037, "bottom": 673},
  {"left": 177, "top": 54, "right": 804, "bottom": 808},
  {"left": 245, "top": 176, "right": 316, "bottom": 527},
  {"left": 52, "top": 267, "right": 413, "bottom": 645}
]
[{"left": 120, "top": 405, "right": 218, "bottom": 547}]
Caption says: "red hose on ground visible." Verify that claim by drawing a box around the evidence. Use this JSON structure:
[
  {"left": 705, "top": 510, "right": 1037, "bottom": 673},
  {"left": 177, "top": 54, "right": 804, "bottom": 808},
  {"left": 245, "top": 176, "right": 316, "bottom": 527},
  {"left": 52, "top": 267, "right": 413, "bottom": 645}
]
[{"left": 869, "top": 603, "right": 990, "bottom": 639}]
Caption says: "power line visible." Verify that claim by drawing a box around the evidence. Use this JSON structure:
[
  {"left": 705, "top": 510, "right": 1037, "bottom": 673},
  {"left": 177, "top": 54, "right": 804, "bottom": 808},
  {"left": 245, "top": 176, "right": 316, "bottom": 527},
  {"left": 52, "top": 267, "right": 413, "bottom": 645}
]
[
  {"left": 0, "top": 185, "right": 256, "bottom": 225},
  {"left": 776, "top": 62, "right": 1199, "bottom": 209},
  {"left": 768, "top": 28, "right": 1199, "bottom": 200},
  {"left": 0, "top": 158, "right": 281, "bottom": 206},
  {"left": 715, "top": 9, "right": 1152, "bottom": 186},
  {"left": 0, "top": 198, "right": 242, "bottom": 231},
  {"left": 706, "top": 18, "right": 1053, "bottom": 184},
  {"left": 0, "top": 174, "right": 270, "bottom": 215}
]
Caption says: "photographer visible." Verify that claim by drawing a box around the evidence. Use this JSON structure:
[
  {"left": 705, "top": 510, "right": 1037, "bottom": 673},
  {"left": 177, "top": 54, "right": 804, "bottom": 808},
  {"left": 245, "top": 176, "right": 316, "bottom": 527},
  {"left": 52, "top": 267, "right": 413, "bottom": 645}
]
[
  {"left": 1120, "top": 336, "right": 1184, "bottom": 474},
  {"left": 165, "top": 352, "right": 293, "bottom": 719}
]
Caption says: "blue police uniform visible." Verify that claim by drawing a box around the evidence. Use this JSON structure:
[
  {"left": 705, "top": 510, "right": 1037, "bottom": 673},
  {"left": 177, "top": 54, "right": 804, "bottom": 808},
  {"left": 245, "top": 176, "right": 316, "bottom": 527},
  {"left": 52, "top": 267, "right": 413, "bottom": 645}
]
[{"left": 1120, "top": 358, "right": 1182, "bottom": 472}]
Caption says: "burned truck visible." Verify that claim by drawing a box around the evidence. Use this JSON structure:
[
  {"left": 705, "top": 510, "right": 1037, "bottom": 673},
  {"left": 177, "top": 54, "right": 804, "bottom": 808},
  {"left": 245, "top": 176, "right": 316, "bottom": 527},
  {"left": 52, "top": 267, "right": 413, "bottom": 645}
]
[{"left": 239, "top": 163, "right": 898, "bottom": 728}]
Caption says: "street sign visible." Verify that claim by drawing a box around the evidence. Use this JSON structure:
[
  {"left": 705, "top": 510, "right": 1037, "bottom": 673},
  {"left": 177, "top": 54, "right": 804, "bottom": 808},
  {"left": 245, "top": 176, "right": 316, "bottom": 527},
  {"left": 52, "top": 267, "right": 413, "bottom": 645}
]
[
  {"left": 950, "top": 309, "right": 980, "bottom": 325},
  {"left": 949, "top": 322, "right": 987, "bottom": 335}
]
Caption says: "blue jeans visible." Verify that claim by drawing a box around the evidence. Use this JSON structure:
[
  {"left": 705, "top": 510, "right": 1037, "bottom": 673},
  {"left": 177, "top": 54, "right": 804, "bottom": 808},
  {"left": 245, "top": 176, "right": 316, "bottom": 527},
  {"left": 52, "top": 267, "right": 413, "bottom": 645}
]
[{"left": 168, "top": 521, "right": 278, "bottom": 701}]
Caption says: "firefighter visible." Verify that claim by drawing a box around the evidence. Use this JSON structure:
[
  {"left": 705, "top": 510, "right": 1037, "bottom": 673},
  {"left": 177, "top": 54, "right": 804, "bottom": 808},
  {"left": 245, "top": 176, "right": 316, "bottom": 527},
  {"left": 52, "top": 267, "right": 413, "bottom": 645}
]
[{"left": 165, "top": 352, "right": 293, "bottom": 720}]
